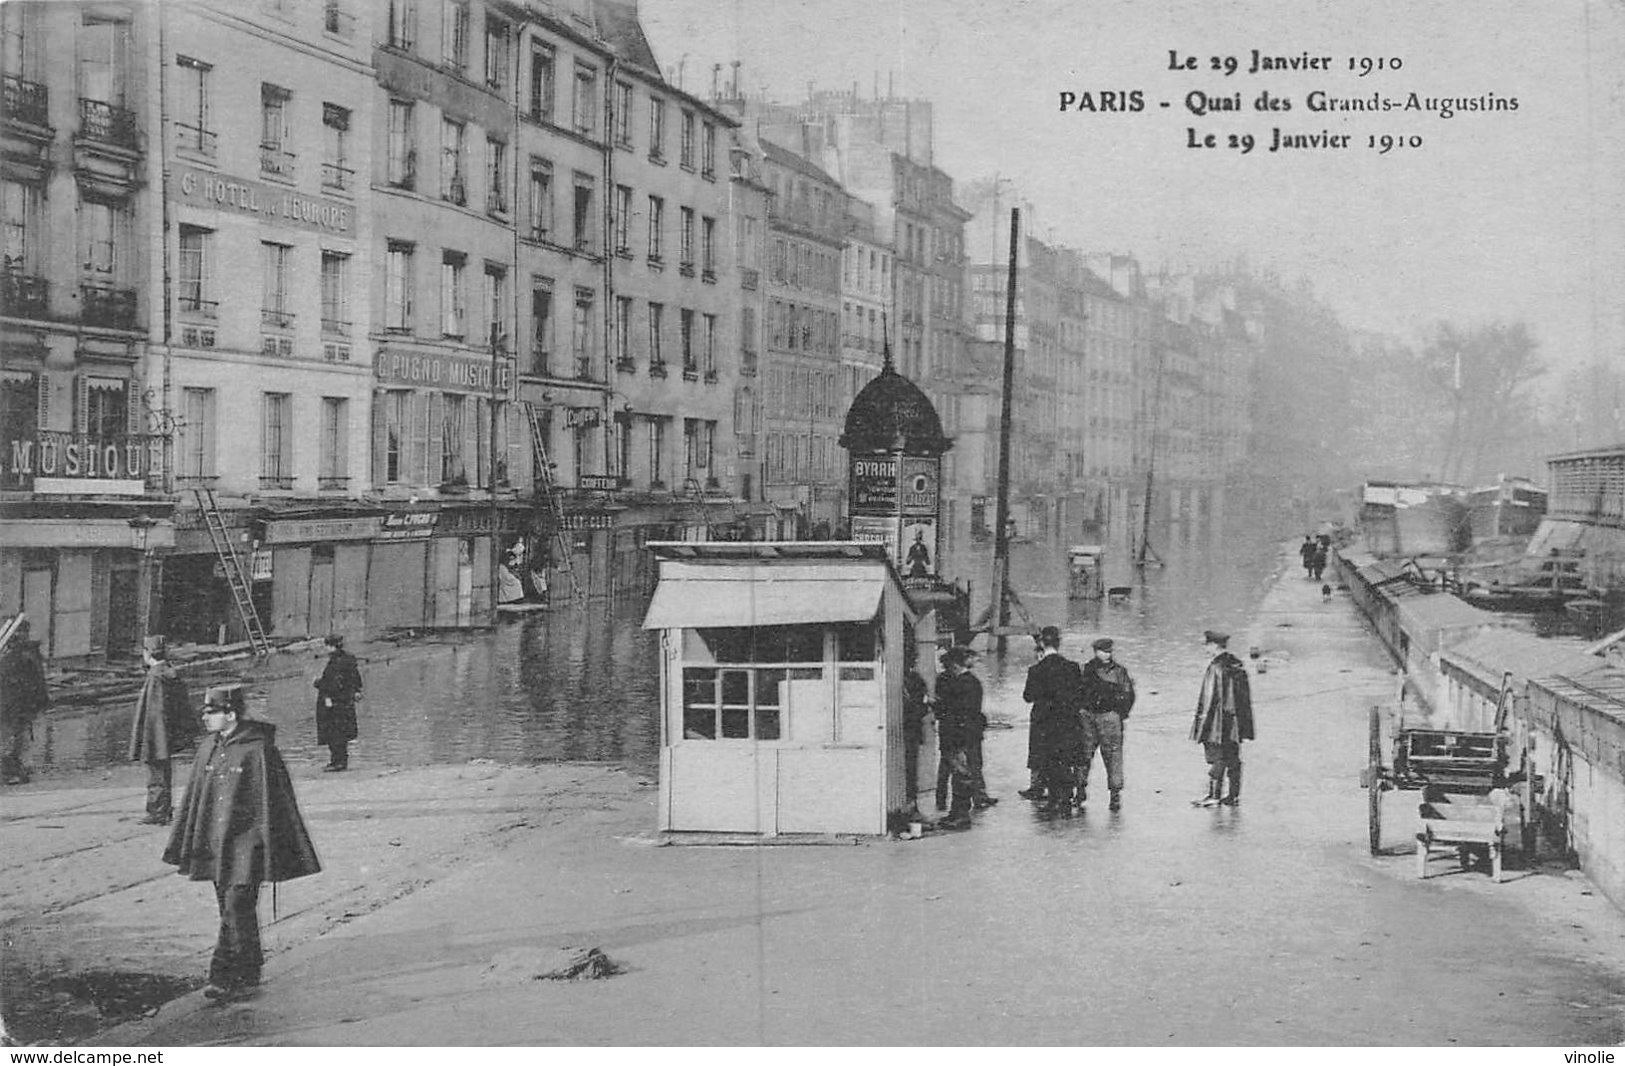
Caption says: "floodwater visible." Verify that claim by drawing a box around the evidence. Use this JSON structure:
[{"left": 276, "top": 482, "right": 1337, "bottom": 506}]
[{"left": 32, "top": 509, "right": 1282, "bottom": 780}]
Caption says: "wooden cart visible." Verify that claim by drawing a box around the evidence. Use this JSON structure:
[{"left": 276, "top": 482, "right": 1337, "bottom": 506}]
[{"left": 1360, "top": 673, "right": 1537, "bottom": 881}]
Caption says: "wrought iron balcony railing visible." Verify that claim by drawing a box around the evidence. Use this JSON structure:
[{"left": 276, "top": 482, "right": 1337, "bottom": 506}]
[
  {"left": 178, "top": 295, "right": 218, "bottom": 318},
  {"left": 174, "top": 121, "right": 218, "bottom": 157},
  {"left": 3, "top": 75, "right": 48, "bottom": 129},
  {"left": 80, "top": 98, "right": 140, "bottom": 150},
  {"left": 81, "top": 284, "right": 137, "bottom": 329},
  {"left": 321, "top": 161, "right": 354, "bottom": 191},
  {"left": 261, "top": 308, "right": 295, "bottom": 329},
  {"left": 320, "top": 317, "right": 352, "bottom": 334},
  {"left": 1, "top": 272, "right": 50, "bottom": 320},
  {"left": 260, "top": 143, "right": 296, "bottom": 178}
]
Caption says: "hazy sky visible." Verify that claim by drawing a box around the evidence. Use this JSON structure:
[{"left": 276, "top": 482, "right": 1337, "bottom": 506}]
[{"left": 641, "top": 0, "right": 1625, "bottom": 382}]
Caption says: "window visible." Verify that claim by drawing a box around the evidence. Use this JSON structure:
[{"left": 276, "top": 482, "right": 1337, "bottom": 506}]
[
  {"left": 612, "top": 184, "right": 631, "bottom": 255},
  {"left": 613, "top": 81, "right": 632, "bottom": 146},
  {"left": 439, "top": 393, "right": 466, "bottom": 483},
  {"left": 174, "top": 56, "right": 214, "bottom": 156},
  {"left": 484, "top": 264, "right": 506, "bottom": 349},
  {"left": 323, "top": 0, "right": 352, "bottom": 37},
  {"left": 572, "top": 288, "right": 594, "bottom": 379},
  {"left": 176, "top": 225, "right": 212, "bottom": 316},
  {"left": 679, "top": 207, "right": 694, "bottom": 270},
  {"left": 80, "top": 377, "right": 127, "bottom": 438},
  {"left": 702, "top": 121, "right": 716, "bottom": 178},
  {"left": 259, "top": 83, "right": 292, "bottom": 177},
  {"left": 78, "top": 16, "right": 128, "bottom": 106},
  {"left": 261, "top": 241, "right": 292, "bottom": 328},
  {"left": 527, "top": 157, "right": 552, "bottom": 239},
  {"left": 702, "top": 313, "right": 717, "bottom": 378},
  {"left": 647, "top": 416, "right": 667, "bottom": 487},
  {"left": 648, "top": 96, "right": 665, "bottom": 160},
  {"left": 442, "top": 0, "right": 468, "bottom": 73},
  {"left": 701, "top": 216, "right": 716, "bottom": 277},
  {"left": 529, "top": 43, "right": 554, "bottom": 120},
  {"left": 385, "top": 241, "right": 414, "bottom": 332},
  {"left": 681, "top": 662, "right": 798, "bottom": 741},
  {"left": 681, "top": 309, "right": 696, "bottom": 372},
  {"left": 484, "top": 16, "right": 509, "bottom": 92},
  {"left": 321, "top": 103, "right": 352, "bottom": 191},
  {"left": 486, "top": 137, "right": 507, "bottom": 214},
  {"left": 441, "top": 252, "right": 466, "bottom": 337},
  {"left": 572, "top": 173, "right": 594, "bottom": 252},
  {"left": 679, "top": 110, "right": 694, "bottom": 168},
  {"left": 530, "top": 281, "right": 552, "bottom": 374},
  {"left": 647, "top": 302, "right": 664, "bottom": 367},
  {"left": 614, "top": 296, "right": 632, "bottom": 368},
  {"left": 177, "top": 387, "right": 216, "bottom": 479},
  {"left": 646, "top": 195, "right": 663, "bottom": 261},
  {"left": 683, "top": 418, "right": 713, "bottom": 479},
  {"left": 261, "top": 392, "right": 292, "bottom": 488},
  {"left": 380, "top": 389, "right": 410, "bottom": 484},
  {"left": 441, "top": 119, "right": 466, "bottom": 203},
  {"left": 386, "top": 0, "right": 416, "bottom": 49},
  {"left": 387, "top": 99, "right": 415, "bottom": 188},
  {"left": 320, "top": 251, "right": 349, "bottom": 332},
  {"left": 319, "top": 397, "right": 348, "bottom": 486},
  {"left": 572, "top": 63, "right": 596, "bottom": 135}
]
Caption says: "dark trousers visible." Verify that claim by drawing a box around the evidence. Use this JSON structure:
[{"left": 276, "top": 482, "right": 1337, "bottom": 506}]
[
  {"left": 327, "top": 739, "right": 349, "bottom": 769},
  {"left": 1204, "top": 740, "right": 1242, "bottom": 788},
  {"left": 903, "top": 739, "right": 921, "bottom": 807},
  {"left": 943, "top": 747, "right": 973, "bottom": 816},
  {"left": 1078, "top": 712, "right": 1126, "bottom": 794},
  {"left": 210, "top": 882, "right": 264, "bottom": 989},
  {"left": 145, "top": 759, "right": 172, "bottom": 820},
  {"left": 2, "top": 717, "right": 30, "bottom": 783},
  {"left": 966, "top": 736, "right": 988, "bottom": 798}
]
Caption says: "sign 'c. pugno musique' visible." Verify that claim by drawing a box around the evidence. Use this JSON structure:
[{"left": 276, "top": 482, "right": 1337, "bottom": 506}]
[{"left": 170, "top": 164, "right": 355, "bottom": 237}]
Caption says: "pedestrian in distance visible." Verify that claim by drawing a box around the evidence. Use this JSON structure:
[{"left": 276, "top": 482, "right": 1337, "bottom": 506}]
[
  {"left": 1, "top": 616, "right": 49, "bottom": 786},
  {"left": 1078, "top": 636, "right": 1135, "bottom": 811},
  {"left": 902, "top": 643, "right": 931, "bottom": 818},
  {"left": 1310, "top": 538, "right": 1330, "bottom": 582},
  {"left": 164, "top": 684, "right": 320, "bottom": 1004},
  {"left": 129, "top": 635, "right": 198, "bottom": 824},
  {"left": 314, "top": 634, "right": 363, "bottom": 771},
  {"left": 1299, "top": 535, "right": 1317, "bottom": 578},
  {"left": 1021, "top": 625, "right": 1086, "bottom": 813},
  {"left": 1191, "top": 630, "right": 1255, "bottom": 807},
  {"left": 933, "top": 645, "right": 985, "bottom": 829}
]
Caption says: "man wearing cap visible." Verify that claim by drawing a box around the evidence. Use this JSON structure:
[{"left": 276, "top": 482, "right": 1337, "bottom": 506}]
[
  {"left": 314, "top": 634, "right": 364, "bottom": 771},
  {"left": 933, "top": 645, "right": 987, "bottom": 829},
  {"left": 129, "top": 636, "right": 197, "bottom": 825},
  {"left": 1191, "top": 630, "right": 1255, "bottom": 807},
  {"left": 1078, "top": 636, "right": 1136, "bottom": 811},
  {"left": 1021, "top": 626, "right": 1085, "bottom": 811},
  {"left": 165, "top": 684, "right": 320, "bottom": 1002}
]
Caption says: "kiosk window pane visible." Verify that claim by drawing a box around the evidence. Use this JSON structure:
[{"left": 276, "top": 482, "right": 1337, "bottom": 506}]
[
  {"left": 720, "top": 670, "right": 750, "bottom": 705},
  {"left": 756, "top": 668, "right": 784, "bottom": 706},
  {"left": 682, "top": 667, "right": 717, "bottom": 738},
  {"left": 836, "top": 622, "right": 877, "bottom": 662},
  {"left": 720, "top": 708, "right": 750, "bottom": 738},
  {"left": 755, "top": 707, "right": 781, "bottom": 740}
]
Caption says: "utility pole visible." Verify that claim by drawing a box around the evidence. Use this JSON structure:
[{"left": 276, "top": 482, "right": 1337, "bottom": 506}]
[{"left": 991, "top": 209, "right": 1020, "bottom": 656}]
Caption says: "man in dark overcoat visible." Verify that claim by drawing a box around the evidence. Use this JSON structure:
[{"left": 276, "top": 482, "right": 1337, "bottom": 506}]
[
  {"left": 129, "top": 636, "right": 197, "bottom": 824},
  {"left": 901, "top": 643, "right": 931, "bottom": 816},
  {"left": 1, "top": 617, "right": 49, "bottom": 785},
  {"left": 164, "top": 684, "right": 320, "bottom": 1002},
  {"left": 1021, "top": 626, "right": 1085, "bottom": 811},
  {"left": 1191, "top": 630, "right": 1255, "bottom": 807},
  {"left": 933, "top": 645, "right": 984, "bottom": 830},
  {"left": 314, "top": 634, "right": 363, "bottom": 771},
  {"left": 1078, "top": 636, "right": 1136, "bottom": 810}
]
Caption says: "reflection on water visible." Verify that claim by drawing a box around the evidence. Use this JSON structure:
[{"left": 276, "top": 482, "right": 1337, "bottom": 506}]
[{"left": 36, "top": 507, "right": 1284, "bottom": 781}]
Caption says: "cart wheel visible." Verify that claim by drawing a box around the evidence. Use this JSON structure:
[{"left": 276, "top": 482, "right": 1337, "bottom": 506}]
[{"left": 1367, "top": 705, "right": 1384, "bottom": 855}]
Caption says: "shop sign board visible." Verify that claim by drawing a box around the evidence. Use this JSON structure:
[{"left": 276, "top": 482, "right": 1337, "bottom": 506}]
[
  {"left": 170, "top": 164, "right": 355, "bottom": 237},
  {"left": 559, "top": 512, "right": 613, "bottom": 530},
  {"left": 374, "top": 349, "right": 514, "bottom": 396},
  {"left": 262, "top": 516, "right": 381, "bottom": 544},
  {"left": 377, "top": 512, "right": 438, "bottom": 540}
]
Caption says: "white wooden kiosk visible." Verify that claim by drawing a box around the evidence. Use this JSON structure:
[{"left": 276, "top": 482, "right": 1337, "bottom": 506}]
[{"left": 642, "top": 541, "right": 919, "bottom": 837}]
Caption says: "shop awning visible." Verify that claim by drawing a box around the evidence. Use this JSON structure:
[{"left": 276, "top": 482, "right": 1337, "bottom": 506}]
[{"left": 642, "top": 575, "right": 883, "bottom": 629}]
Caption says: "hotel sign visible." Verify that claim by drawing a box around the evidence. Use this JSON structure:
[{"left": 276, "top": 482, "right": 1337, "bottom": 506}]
[
  {"left": 374, "top": 349, "right": 515, "bottom": 396},
  {"left": 170, "top": 164, "right": 355, "bottom": 238}
]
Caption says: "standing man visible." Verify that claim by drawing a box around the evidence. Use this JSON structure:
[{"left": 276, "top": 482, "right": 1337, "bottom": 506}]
[
  {"left": 164, "top": 684, "right": 320, "bottom": 1003},
  {"left": 901, "top": 643, "right": 931, "bottom": 818},
  {"left": 1299, "top": 535, "right": 1317, "bottom": 578},
  {"left": 933, "top": 645, "right": 983, "bottom": 829},
  {"left": 1, "top": 617, "right": 49, "bottom": 786},
  {"left": 1078, "top": 636, "right": 1135, "bottom": 811},
  {"left": 314, "top": 635, "right": 363, "bottom": 771},
  {"left": 1021, "top": 626, "right": 1085, "bottom": 812},
  {"left": 1191, "top": 630, "right": 1255, "bottom": 807},
  {"left": 129, "top": 636, "right": 196, "bottom": 825}
]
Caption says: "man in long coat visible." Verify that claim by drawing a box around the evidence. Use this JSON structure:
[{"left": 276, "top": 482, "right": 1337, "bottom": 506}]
[
  {"left": 164, "top": 684, "right": 320, "bottom": 1002},
  {"left": 1022, "top": 626, "right": 1085, "bottom": 811},
  {"left": 129, "top": 636, "right": 197, "bottom": 824},
  {"left": 1191, "top": 629, "right": 1255, "bottom": 807},
  {"left": 1, "top": 617, "right": 49, "bottom": 785},
  {"left": 314, "top": 634, "right": 363, "bottom": 771},
  {"left": 933, "top": 645, "right": 984, "bottom": 829}
]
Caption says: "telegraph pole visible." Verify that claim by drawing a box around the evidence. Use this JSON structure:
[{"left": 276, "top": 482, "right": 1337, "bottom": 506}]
[{"left": 991, "top": 209, "right": 1020, "bottom": 656}]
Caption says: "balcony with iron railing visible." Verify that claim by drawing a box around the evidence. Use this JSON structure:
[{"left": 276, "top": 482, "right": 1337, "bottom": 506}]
[
  {"left": 321, "top": 161, "right": 354, "bottom": 191},
  {"left": 318, "top": 474, "right": 351, "bottom": 491},
  {"left": 79, "top": 98, "right": 140, "bottom": 151},
  {"left": 2, "top": 272, "right": 50, "bottom": 320},
  {"left": 740, "top": 348, "right": 758, "bottom": 376},
  {"left": 178, "top": 294, "right": 219, "bottom": 319},
  {"left": 81, "top": 284, "right": 137, "bottom": 329},
  {"left": 259, "top": 474, "right": 294, "bottom": 491},
  {"left": 321, "top": 317, "right": 352, "bottom": 334},
  {"left": 740, "top": 267, "right": 759, "bottom": 291},
  {"left": 174, "top": 121, "right": 218, "bottom": 158},
  {"left": 3, "top": 74, "right": 49, "bottom": 131},
  {"left": 261, "top": 307, "right": 295, "bottom": 330},
  {"left": 260, "top": 143, "right": 296, "bottom": 179}
]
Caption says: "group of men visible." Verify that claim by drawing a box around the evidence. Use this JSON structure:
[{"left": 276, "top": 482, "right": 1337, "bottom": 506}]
[{"left": 905, "top": 624, "right": 1257, "bottom": 827}]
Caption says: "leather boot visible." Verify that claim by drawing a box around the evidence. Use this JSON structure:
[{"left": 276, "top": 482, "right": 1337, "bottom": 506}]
[
  {"left": 1193, "top": 777, "right": 1222, "bottom": 807},
  {"left": 1220, "top": 765, "right": 1242, "bottom": 805}
]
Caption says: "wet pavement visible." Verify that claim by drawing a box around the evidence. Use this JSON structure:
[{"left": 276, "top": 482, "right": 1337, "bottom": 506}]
[{"left": 23, "top": 541, "right": 1618, "bottom": 1046}]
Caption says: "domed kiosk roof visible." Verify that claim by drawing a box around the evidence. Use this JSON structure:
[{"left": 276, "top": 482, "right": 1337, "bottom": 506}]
[{"left": 839, "top": 362, "right": 953, "bottom": 456}]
